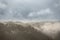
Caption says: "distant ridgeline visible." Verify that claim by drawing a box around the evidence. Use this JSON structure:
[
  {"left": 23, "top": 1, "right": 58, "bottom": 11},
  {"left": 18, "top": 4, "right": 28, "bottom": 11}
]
[{"left": 0, "top": 21, "right": 60, "bottom": 40}]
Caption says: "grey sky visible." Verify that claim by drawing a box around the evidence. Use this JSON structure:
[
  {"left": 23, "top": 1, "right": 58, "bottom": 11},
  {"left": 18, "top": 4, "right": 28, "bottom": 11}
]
[{"left": 0, "top": 0, "right": 60, "bottom": 21}]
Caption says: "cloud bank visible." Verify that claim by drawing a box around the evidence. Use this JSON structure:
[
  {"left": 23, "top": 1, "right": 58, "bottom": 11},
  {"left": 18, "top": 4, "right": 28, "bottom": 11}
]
[{"left": 0, "top": 0, "right": 60, "bottom": 21}]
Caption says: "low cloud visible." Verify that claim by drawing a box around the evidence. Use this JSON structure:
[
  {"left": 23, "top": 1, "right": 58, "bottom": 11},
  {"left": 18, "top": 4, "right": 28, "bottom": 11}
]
[
  {"left": 0, "top": 0, "right": 60, "bottom": 21},
  {"left": 28, "top": 8, "right": 54, "bottom": 19},
  {"left": 0, "top": 2, "right": 7, "bottom": 9}
]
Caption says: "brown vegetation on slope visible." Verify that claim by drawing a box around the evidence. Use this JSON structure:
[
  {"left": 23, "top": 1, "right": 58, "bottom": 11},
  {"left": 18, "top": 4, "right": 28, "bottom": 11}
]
[{"left": 0, "top": 21, "right": 60, "bottom": 40}]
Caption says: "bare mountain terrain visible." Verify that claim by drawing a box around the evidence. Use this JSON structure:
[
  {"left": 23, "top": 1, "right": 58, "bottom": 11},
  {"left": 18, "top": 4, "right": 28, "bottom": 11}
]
[{"left": 0, "top": 21, "right": 60, "bottom": 40}]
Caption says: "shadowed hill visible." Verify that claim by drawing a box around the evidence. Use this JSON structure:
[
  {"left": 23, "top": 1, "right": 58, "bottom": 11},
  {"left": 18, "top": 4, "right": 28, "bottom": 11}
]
[{"left": 0, "top": 21, "right": 60, "bottom": 40}]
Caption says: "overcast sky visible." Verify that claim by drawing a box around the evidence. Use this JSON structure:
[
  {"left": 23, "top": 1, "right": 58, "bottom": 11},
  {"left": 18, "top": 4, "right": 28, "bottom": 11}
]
[{"left": 0, "top": 0, "right": 60, "bottom": 21}]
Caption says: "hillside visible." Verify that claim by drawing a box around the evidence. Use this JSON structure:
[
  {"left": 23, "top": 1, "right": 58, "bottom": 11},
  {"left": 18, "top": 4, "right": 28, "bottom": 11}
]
[{"left": 0, "top": 21, "right": 60, "bottom": 40}]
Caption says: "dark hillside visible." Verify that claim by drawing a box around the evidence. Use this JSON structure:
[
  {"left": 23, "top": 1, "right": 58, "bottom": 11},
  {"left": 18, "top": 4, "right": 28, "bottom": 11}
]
[{"left": 0, "top": 21, "right": 60, "bottom": 40}]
